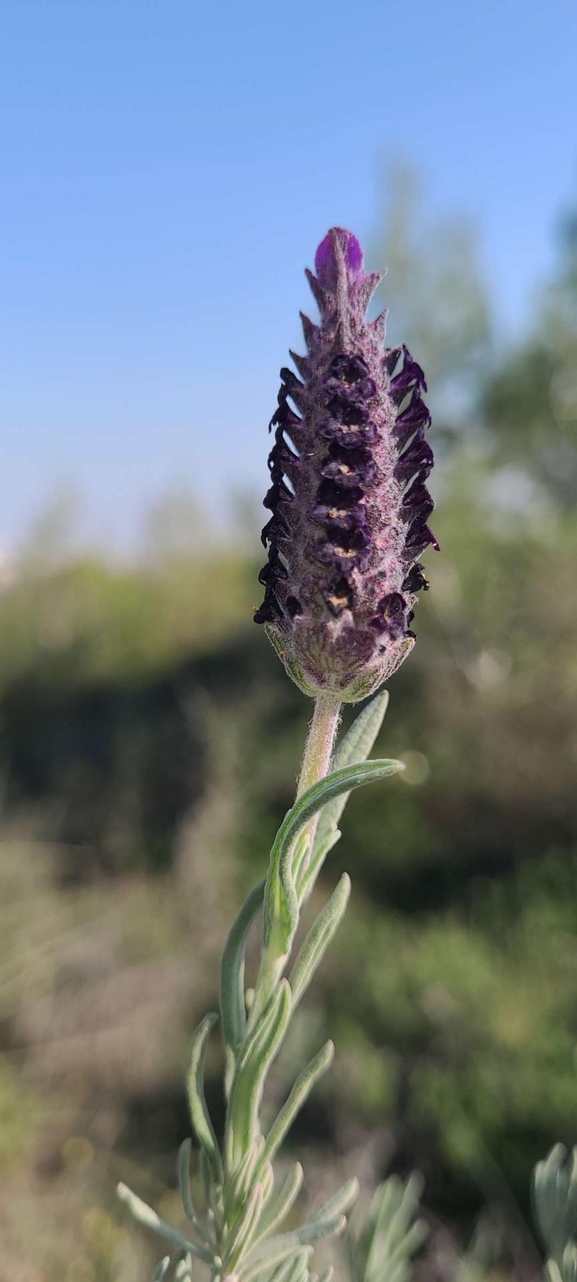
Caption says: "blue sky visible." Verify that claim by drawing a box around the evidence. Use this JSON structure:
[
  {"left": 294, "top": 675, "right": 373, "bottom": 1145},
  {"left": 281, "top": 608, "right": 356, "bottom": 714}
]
[{"left": 1, "top": 0, "right": 576, "bottom": 551}]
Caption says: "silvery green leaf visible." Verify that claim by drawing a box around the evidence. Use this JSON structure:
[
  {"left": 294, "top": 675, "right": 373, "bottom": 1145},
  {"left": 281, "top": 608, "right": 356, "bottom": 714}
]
[
  {"left": 242, "top": 1212, "right": 345, "bottom": 1278},
  {"left": 291, "top": 831, "right": 312, "bottom": 885},
  {"left": 534, "top": 1145, "right": 577, "bottom": 1269},
  {"left": 243, "top": 1181, "right": 357, "bottom": 1279},
  {"left": 199, "top": 1148, "right": 219, "bottom": 1220},
  {"left": 560, "top": 1245, "right": 577, "bottom": 1282},
  {"left": 224, "top": 1181, "right": 265, "bottom": 1271},
  {"left": 290, "top": 876, "right": 351, "bottom": 1009},
  {"left": 227, "top": 1137, "right": 265, "bottom": 1205},
  {"left": 261, "top": 1042, "right": 334, "bottom": 1168},
  {"left": 175, "top": 1253, "right": 194, "bottom": 1281},
  {"left": 221, "top": 880, "right": 265, "bottom": 1055},
  {"left": 178, "top": 1139, "right": 212, "bottom": 1246},
  {"left": 313, "top": 692, "right": 389, "bottom": 856},
  {"left": 186, "top": 1013, "right": 223, "bottom": 1187},
  {"left": 264, "top": 757, "right": 403, "bottom": 959},
  {"left": 228, "top": 980, "right": 292, "bottom": 1163},
  {"left": 255, "top": 1162, "right": 304, "bottom": 1240},
  {"left": 277, "top": 1250, "right": 313, "bottom": 1282},
  {"left": 348, "top": 1171, "right": 426, "bottom": 1282},
  {"left": 152, "top": 1257, "right": 170, "bottom": 1282},
  {"left": 117, "top": 1182, "right": 213, "bottom": 1264},
  {"left": 305, "top": 1176, "right": 359, "bottom": 1226},
  {"left": 296, "top": 829, "right": 342, "bottom": 904},
  {"left": 263, "top": 1247, "right": 312, "bottom": 1282}
]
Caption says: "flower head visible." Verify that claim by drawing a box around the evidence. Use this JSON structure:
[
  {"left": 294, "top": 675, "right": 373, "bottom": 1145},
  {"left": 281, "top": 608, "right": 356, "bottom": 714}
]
[{"left": 255, "top": 227, "right": 438, "bottom": 702}]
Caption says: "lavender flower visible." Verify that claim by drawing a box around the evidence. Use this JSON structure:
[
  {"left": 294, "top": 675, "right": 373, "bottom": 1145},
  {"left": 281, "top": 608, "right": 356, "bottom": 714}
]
[{"left": 255, "top": 226, "right": 438, "bottom": 702}]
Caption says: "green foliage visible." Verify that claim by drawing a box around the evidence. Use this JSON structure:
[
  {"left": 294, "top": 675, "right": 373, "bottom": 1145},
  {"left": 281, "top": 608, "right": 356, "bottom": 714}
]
[
  {"left": 534, "top": 1146, "right": 577, "bottom": 1282},
  {"left": 347, "top": 1171, "right": 427, "bottom": 1282},
  {"left": 118, "top": 716, "right": 402, "bottom": 1279}
]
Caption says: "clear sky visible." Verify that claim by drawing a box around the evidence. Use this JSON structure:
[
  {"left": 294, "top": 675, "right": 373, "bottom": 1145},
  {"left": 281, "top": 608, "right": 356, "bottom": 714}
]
[{"left": 1, "top": 0, "right": 576, "bottom": 551}]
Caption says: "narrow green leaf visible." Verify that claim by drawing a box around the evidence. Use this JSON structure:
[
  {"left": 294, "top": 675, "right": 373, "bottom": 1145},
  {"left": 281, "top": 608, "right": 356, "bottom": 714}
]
[
  {"left": 349, "top": 1170, "right": 425, "bottom": 1282},
  {"left": 224, "top": 1182, "right": 265, "bottom": 1270},
  {"left": 296, "top": 828, "right": 341, "bottom": 903},
  {"left": 262, "top": 1248, "right": 312, "bottom": 1282},
  {"left": 199, "top": 1148, "right": 219, "bottom": 1220},
  {"left": 256, "top": 1162, "right": 304, "bottom": 1239},
  {"left": 228, "top": 980, "right": 292, "bottom": 1163},
  {"left": 220, "top": 880, "right": 265, "bottom": 1054},
  {"left": 291, "top": 830, "right": 312, "bottom": 886},
  {"left": 243, "top": 1212, "right": 345, "bottom": 1277},
  {"left": 313, "top": 692, "right": 389, "bottom": 856},
  {"left": 264, "top": 758, "right": 403, "bottom": 958},
  {"left": 534, "top": 1145, "right": 577, "bottom": 1267},
  {"left": 305, "top": 1176, "right": 359, "bottom": 1226},
  {"left": 290, "top": 876, "right": 350, "bottom": 1009},
  {"left": 186, "top": 1013, "right": 223, "bottom": 1187},
  {"left": 174, "top": 1255, "right": 194, "bottom": 1282},
  {"left": 117, "top": 1183, "right": 213, "bottom": 1264},
  {"left": 227, "top": 1137, "right": 264, "bottom": 1209},
  {"left": 177, "top": 1140, "right": 212, "bottom": 1246},
  {"left": 261, "top": 1042, "right": 334, "bottom": 1168}
]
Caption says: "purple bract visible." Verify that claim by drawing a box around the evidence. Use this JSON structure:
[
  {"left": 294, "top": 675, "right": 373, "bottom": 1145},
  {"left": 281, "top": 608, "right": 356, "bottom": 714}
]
[{"left": 254, "top": 227, "right": 438, "bottom": 702}]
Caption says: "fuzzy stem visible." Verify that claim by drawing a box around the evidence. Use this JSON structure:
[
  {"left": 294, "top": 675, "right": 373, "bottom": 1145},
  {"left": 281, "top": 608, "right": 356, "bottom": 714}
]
[
  {"left": 297, "top": 695, "right": 342, "bottom": 799},
  {"left": 295, "top": 693, "right": 342, "bottom": 864},
  {"left": 247, "top": 695, "right": 341, "bottom": 1031}
]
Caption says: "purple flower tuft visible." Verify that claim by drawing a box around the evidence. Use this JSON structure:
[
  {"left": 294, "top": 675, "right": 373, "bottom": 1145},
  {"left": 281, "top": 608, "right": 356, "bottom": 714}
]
[{"left": 254, "top": 227, "right": 438, "bottom": 702}]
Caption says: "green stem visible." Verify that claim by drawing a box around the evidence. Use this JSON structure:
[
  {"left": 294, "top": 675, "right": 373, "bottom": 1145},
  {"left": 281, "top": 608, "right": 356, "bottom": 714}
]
[
  {"left": 247, "top": 695, "right": 341, "bottom": 1030},
  {"left": 297, "top": 694, "right": 342, "bottom": 798},
  {"left": 295, "top": 693, "right": 342, "bottom": 865}
]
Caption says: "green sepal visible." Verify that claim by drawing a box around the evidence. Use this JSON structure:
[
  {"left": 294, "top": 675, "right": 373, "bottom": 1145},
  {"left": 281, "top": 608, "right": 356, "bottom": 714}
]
[
  {"left": 152, "top": 1258, "right": 170, "bottom": 1282},
  {"left": 186, "top": 1013, "right": 223, "bottom": 1188}
]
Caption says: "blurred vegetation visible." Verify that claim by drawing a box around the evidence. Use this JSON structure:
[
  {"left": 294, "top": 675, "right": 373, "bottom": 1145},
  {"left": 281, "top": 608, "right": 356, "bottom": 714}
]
[{"left": 1, "top": 176, "right": 577, "bottom": 1279}]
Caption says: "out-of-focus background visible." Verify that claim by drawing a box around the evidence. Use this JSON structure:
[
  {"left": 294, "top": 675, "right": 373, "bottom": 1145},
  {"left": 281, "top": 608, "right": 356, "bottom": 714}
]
[{"left": 1, "top": 0, "right": 577, "bottom": 1277}]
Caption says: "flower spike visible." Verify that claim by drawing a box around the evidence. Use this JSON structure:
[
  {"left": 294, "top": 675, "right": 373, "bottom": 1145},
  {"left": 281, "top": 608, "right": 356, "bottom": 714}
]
[{"left": 255, "top": 227, "right": 437, "bottom": 702}]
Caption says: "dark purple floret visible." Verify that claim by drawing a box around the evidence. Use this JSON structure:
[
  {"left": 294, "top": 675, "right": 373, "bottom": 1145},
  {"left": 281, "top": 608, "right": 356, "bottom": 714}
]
[{"left": 254, "top": 226, "right": 437, "bottom": 701}]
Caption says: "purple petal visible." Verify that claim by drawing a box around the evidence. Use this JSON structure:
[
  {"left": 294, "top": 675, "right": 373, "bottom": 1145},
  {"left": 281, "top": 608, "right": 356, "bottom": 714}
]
[
  {"left": 405, "top": 520, "right": 440, "bottom": 554},
  {"left": 314, "top": 228, "right": 364, "bottom": 290},
  {"left": 394, "top": 439, "right": 434, "bottom": 484},
  {"left": 402, "top": 562, "right": 430, "bottom": 593},
  {"left": 319, "top": 417, "right": 379, "bottom": 449}
]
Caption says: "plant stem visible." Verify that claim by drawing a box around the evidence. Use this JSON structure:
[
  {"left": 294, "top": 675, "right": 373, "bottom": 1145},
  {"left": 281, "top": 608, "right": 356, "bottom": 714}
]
[
  {"left": 247, "top": 694, "right": 341, "bottom": 1030},
  {"left": 295, "top": 693, "right": 342, "bottom": 858},
  {"left": 297, "top": 694, "right": 342, "bottom": 798}
]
